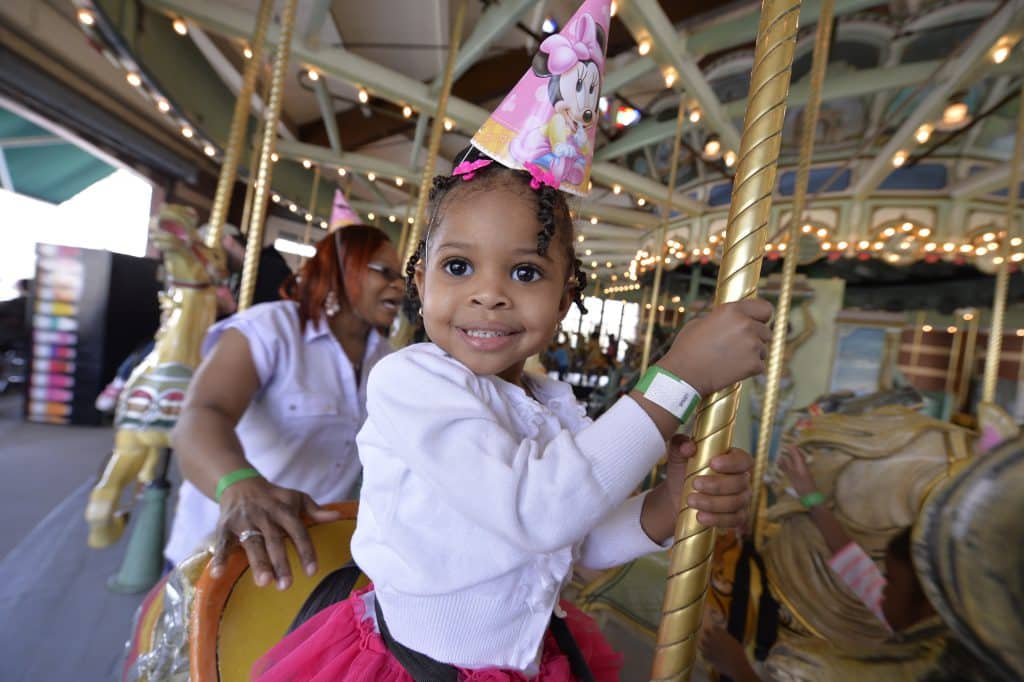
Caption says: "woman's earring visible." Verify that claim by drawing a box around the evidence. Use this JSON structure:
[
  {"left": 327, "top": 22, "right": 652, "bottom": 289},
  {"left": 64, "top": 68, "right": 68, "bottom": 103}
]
[{"left": 324, "top": 290, "right": 341, "bottom": 317}]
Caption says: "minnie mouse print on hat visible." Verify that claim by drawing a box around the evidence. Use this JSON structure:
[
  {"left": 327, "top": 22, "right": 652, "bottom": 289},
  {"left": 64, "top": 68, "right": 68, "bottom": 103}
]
[{"left": 470, "top": 0, "right": 611, "bottom": 196}]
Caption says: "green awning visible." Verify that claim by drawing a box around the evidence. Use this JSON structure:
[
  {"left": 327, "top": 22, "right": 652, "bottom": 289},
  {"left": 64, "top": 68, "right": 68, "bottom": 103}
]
[{"left": 0, "top": 106, "right": 115, "bottom": 205}]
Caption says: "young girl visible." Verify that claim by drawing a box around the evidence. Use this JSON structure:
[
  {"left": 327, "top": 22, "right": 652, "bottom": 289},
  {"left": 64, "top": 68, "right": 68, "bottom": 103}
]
[{"left": 253, "top": 147, "right": 773, "bottom": 680}]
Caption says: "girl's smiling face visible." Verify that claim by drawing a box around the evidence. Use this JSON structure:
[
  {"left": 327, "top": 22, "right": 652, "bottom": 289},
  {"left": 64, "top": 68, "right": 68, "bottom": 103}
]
[{"left": 414, "top": 186, "right": 574, "bottom": 385}]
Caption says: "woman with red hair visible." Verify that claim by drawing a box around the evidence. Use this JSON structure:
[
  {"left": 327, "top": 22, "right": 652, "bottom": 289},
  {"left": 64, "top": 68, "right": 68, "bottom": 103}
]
[{"left": 166, "top": 226, "right": 404, "bottom": 588}]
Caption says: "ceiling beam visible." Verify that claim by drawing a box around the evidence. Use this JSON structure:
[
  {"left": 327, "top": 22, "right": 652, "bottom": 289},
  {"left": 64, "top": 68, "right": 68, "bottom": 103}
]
[
  {"left": 0, "top": 148, "right": 13, "bottom": 191},
  {"left": 617, "top": 0, "right": 741, "bottom": 151},
  {"left": 302, "top": 0, "right": 334, "bottom": 48},
  {"left": 313, "top": 79, "right": 342, "bottom": 153},
  {"left": 602, "top": 0, "right": 882, "bottom": 95},
  {"left": 0, "top": 134, "right": 63, "bottom": 148},
  {"left": 142, "top": 0, "right": 705, "bottom": 217},
  {"left": 851, "top": 2, "right": 1024, "bottom": 199},
  {"left": 597, "top": 55, "right": 1024, "bottom": 163},
  {"left": 951, "top": 160, "right": 1024, "bottom": 199},
  {"left": 435, "top": 0, "right": 535, "bottom": 94}
]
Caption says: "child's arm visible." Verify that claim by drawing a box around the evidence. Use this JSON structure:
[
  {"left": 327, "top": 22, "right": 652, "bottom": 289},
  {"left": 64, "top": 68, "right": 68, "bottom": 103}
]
[
  {"left": 778, "top": 446, "right": 851, "bottom": 554},
  {"left": 780, "top": 447, "right": 890, "bottom": 627}
]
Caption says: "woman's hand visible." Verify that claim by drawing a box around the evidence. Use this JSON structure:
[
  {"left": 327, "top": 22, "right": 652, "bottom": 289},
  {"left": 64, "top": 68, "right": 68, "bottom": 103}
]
[
  {"left": 778, "top": 445, "right": 817, "bottom": 497},
  {"left": 659, "top": 299, "right": 774, "bottom": 397},
  {"left": 642, "top": 435, "right": 754, "bottom": 542},
  {"left": 209, "top": 477, "right": 342, "bottom": 589}
]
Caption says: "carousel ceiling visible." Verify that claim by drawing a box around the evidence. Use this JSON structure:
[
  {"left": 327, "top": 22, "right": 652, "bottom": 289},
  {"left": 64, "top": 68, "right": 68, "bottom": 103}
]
[{"left": 1, "top": 0, "right": 1023, "bottom": 292}]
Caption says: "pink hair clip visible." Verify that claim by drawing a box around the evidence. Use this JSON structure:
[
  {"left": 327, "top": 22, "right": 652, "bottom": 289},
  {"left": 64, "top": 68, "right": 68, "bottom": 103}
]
[
  {"left": 452, "top": 158, "right": 493, "bottom": 181},
  {"left": 523, "top": 163, "right": 559, "bottom": 191}
]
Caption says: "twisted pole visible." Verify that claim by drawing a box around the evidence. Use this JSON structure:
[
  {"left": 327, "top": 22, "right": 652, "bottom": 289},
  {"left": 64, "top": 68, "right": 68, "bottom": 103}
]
[
  {"left": 752, "top": 0, "right": 834, "bottom": 547},
  {"left": 651, "top": 1, "right": 803, "bottom": 678},
  {"left": 239, "top": 0, "right": 298, "bottom": 311},
  {"left": 640, "top": 98, "right": 688, "bottom": 373},
  {"left": 204, "top": 0, "right": 274, "bottom": 249},
  {"left": 401, "top": 0, "right": 468, "bottom": 263},
  {"left": 981, "top": 79, "right": 1024, "bottom": 403},
  {"left": 301, "top": 164, "right": 321, "bottom": 265}
]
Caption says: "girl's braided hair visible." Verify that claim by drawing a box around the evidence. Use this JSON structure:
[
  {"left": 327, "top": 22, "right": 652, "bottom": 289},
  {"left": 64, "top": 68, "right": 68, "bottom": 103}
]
[{"left": 403, "top": 146, "right": 587, "bottom": 321}]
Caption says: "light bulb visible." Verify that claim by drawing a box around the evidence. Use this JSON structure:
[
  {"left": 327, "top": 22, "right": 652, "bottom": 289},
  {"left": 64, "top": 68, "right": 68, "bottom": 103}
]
[
  {"left": 724, "top": 150, "right": 737, "bottom": 167},
  {"left": 156, "top": 99, "right": 170, "bottom": 113},
  {"left": 914, "top": 124, "right": 933, "bottom": 144},
  {"left": 704, "top": 138, "right": 721, "bottom": 157},
  {"left": 993, "top": 44, "right": 1011, "bottom": 64},
  {"left": 892, "top": 150, "right": 908, "bottom": 167},
  {"left": 126, "top": 72, "right": 142, "bottom": 87},
  {"left": 395, "top": 177, "right": 404, "bottom": 187},
  {"left": 664, "top": 70, "right": 677, "bottom": 88},
  {"left": 204, "top": 144, "right": 215, "bottom": 157},
  {"left": 302, "top": 159, "right": 312, "bottom": 169},
  {"left": 637, "top": 197, "right": 646, "bottom": 207},
  {"left": 443, "top": 119, "right": 454, "bottom": 131},
  {"left": 367, "top": 212, "right": 375, "bottom": 221},
  {"left": 243, "top": 46, "right": 253, "bottom": 60},
  {"left": 942, "top": 102, "right": 969, "bottom": 127},
  {"left": 816, "top": 228, "right": 828, "bottom": 238},
  {"left": 638, "top": 39, "right": 651, "bottom": 56},
  {"left": 307, "top": 70, "right": 319, "bottom": 82},
  {"left": 402, "top": 105, "right": 413, "bottom": 118},
  {"left": 172, "top": 18, "right": 188, "bottom": 36},
  {"left": 358, "top": 88, "right": 369, "bottom": 104},
  {"left": 338, "top": 168, "right": 346, "bottom": 176},
  {"left": 688, "top": 108, "right": 701, "bottom": 123},
  {"left": 289, "top": 203, "right": 297, "bottom": 213},
  {"left": 181, "top": 126, "right": 194, "bottom": 139},
  {"left": 77, "top": 8, "right": 95, "bottom": 26},
  {"left": 389, "top": 215, "right": 396, "bottom": 223},
  {"left": 590, "top": 216, "right": 598, "bottom": 225},
  {"left": 802, "top": 224, "right": 813, "bottom": 234},
  {"left": 367, "top": 172, "right": 376, "bottom": 182},
  {"left": 612, "top": 184, "right": 622, "bottom": 195}
]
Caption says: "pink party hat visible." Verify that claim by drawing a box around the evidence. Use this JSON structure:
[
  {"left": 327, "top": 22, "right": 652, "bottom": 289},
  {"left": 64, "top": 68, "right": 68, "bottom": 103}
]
[
  {"left": 469, "top": 0, "right": 611, "bottom": 196},
  {"left": 329, "top": 188, "right": 360, "bottom": 230}
]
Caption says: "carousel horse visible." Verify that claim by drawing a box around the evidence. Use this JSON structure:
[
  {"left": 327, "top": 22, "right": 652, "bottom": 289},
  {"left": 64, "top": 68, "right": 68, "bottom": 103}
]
[
  {"left": 122, "top": 502, "right": 361, "bottom": 682},
  {"left": 757, "top": 401, "right": 978, "bottom": 680},
  {"left": 913, "top": 428, "right": 1024, "bottom": 682},
  {"left": 85, "top": 205, "right": 225, "bottom": 548}
]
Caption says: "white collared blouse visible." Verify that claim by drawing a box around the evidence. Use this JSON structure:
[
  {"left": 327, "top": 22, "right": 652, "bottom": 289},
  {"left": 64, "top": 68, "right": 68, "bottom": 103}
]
[{"left": 165, "top": 301, "right": 389, "bottom": 565}]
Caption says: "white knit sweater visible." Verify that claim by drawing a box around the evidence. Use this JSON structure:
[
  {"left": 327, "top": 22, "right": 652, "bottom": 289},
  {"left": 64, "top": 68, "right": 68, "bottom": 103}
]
[{"left": 352, "top": 343, "right": 668, "bottom": 673}]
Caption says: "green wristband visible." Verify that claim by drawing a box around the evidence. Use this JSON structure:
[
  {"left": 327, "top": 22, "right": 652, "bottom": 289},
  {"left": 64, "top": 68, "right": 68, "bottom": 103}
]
[
  {"left": 800, "top": 490, "right": 826, "bottom": 509},
  {"left": 635, "top": 366, "right": 701, "bottom": 423},
  {"left": 215, "top": 467, "right": 262, "bottom": 502}
]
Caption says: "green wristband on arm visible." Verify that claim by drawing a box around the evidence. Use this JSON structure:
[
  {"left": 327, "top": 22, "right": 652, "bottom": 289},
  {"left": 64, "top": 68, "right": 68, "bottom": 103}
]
[
  {"left": 800, "top": 490, "right": 826, "bottom": 509},
  {"left": 215, "top": 467, "right": 262, "bottom": 502}
]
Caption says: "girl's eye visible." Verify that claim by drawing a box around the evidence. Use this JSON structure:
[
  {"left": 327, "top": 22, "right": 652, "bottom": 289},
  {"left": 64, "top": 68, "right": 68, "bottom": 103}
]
[
  {"left": 442, "top": 259, "right": 473, "bottom": 277},
  {"left": 512, "top": 265, "right": 542, "bottom": 283}
]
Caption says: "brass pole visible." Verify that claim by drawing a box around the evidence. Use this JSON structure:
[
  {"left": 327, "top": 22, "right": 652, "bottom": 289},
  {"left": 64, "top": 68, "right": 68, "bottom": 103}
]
[
  {"left": 944, "top": 327, "right": 963, "bottom": 397},
  {"left": 956, "top": 310, "right": 980, "bottom": 412},
  {"left": 651, "top": 1, "right": 803, "bottom": 678},
  {"left": 910, "top": 310, "right": 926, "bottom": 369},
  {"left": 401, "top": 0, "right": 468, "bottom": 264},
  {"left": 752, "top": 0, "right": 834, "bottom": 544},
  {"left": 981, "top": 79, "right": 1024, "bottom": 403},
  {"left": 239, "top": 61, "right": 274, "bottom": 239},
  {"left": 239, "top": 0, "right": 299, "bottom": 311},
  {"left": 205, "top": 0, "right": 274, "bottom": 249},
  {"left": 301, "top": 165, "right": 321, "bottom": 265},
  {"left": 640, "top": 99, "right": 687, "bottom": 373}
]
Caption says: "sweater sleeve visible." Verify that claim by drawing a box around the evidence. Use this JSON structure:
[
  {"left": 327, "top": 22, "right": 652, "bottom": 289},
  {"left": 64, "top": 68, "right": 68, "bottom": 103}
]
[
  {"left": 828, "top": 542, "right": 891, "bottom": 630},
  {"left": 364, "top": 348, "right": 666, "bottom": 554},
  {"left": 578, "top": 491, "right": 670, "bottom": 570}
]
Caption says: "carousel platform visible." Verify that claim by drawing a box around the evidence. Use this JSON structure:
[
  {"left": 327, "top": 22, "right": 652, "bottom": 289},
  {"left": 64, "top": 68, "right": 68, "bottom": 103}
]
[{"left": 0, "top": 393, "right": 158, "bottom": 681}]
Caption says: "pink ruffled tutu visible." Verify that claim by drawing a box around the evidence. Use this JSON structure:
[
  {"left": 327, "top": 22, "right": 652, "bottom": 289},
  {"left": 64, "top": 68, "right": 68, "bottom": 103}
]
[{"left": 253, "top": 585, "right": 622, "bottom": 681}]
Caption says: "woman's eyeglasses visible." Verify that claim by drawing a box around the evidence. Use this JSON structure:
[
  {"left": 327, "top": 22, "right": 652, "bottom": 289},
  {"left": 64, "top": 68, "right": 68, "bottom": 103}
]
[{"left": 367, "top": 262, "right": 404, "bottom": 283}]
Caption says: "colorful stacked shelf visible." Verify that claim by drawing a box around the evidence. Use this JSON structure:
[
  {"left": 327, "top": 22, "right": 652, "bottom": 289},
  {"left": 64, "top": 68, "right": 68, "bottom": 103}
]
[{"left": 27, "top": 244, "right": 161, "bottom": 426}]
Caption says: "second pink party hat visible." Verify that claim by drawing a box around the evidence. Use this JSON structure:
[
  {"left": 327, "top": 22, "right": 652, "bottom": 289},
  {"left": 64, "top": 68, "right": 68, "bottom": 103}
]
[
  {"left": 329, "top": 188, "right": 360, "bottom": 230},
  {"left": 469, "top": 0, "right": 611, "bottom": 196}
]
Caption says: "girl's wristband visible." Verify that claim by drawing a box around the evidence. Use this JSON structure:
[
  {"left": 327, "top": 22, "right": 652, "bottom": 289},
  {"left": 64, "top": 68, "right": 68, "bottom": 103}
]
[
  {"left": 215, "top": 467, "right": 262, "bottom": 502},
  {"left": 799, "top": 490, "right": 826, "bottom": 509}
]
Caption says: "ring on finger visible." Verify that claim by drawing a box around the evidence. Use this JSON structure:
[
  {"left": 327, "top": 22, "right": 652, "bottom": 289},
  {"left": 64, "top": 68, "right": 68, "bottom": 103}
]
[{"left": 238, "top": 529, "right": 264, "bottom": 543}]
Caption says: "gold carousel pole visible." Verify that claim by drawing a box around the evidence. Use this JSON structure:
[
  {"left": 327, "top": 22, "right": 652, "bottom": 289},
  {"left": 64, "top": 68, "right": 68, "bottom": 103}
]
[
  {"left": 752, "top": 0, "right": 834, "bottom": 547},
  {"left": 640, "top": 99, "right": 687, "bottom": 373},
  {"left": 239, "top": 0, "right": 299, "bottom": 311},
  {"left": 981, "top": 79, "right": 1024, "bottom": 403},
  {"left": 651, "top": 1, "right": 803, "bottom": 679},
  {"left": 301, "top": 164, "right": 322, "bottom": 264},
  {"left": 401, "top": 0, "right": 468, "bottom": 263},
  {"left": 204, "top": 0, "right": 274, "bottom": 249}
]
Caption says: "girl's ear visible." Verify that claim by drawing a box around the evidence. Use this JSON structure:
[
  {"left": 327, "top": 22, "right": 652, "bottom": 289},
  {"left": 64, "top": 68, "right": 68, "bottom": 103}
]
[
  {"left": 414, "top": 258, "right": 426, "bottom": 301},
  {"left": 556, "top": 281, "right": 574, "bottom": 320}
]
